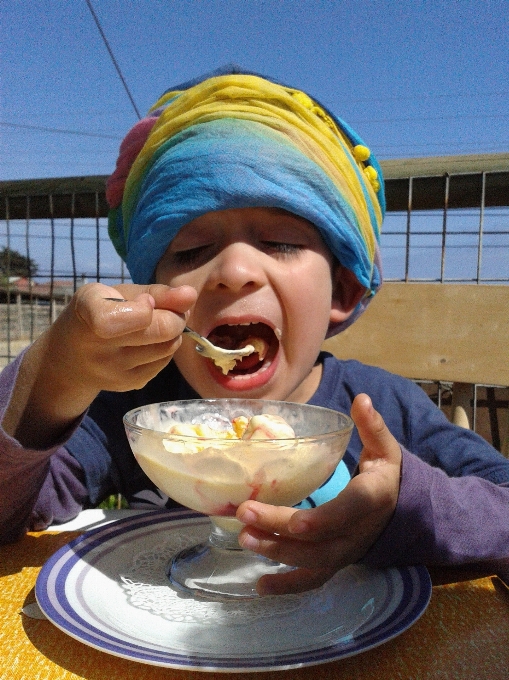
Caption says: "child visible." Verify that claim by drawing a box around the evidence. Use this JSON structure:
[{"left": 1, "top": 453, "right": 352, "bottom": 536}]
[{"left": 1, "top": 67, "right": 508, "bottom": 595}]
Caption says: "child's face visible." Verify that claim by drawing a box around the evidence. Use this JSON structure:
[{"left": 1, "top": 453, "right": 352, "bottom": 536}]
[{"left": 156, "top": 207, "right": 360, "bottom": 402}]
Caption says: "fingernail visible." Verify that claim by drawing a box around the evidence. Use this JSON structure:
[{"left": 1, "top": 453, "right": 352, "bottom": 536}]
[
  {"left": 238, "top": 533, "right": 259, "bottom": 550},
  {"left": 361, "top": 393, "right": 373, "bottom": 412},
  {"left": 257, "top": 580, "right": 276, "bottom": 596},
  {"left": 237, "top": 508, "right": 257, "bottom": 524},
  {"left": 289, "top": 519, "right": 308, "bottom": 534}
]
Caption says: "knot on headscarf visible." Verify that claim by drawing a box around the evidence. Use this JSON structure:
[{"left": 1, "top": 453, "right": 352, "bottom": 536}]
[{"left": 106, "top": 68, "right": 385, "bottom": 334}]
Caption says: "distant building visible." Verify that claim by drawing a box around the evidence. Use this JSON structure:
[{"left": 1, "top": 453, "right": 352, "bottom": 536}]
[{"left": 0, "top": 277, "right": 86, "bottom": 304}]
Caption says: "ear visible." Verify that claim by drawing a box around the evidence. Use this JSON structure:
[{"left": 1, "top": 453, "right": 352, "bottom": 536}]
[{"left": 329, "top": 263, "right": 367, "bottom": 327}]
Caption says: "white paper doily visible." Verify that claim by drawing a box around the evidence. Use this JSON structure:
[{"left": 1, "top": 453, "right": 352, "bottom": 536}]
[{"left": 120, "top": 524, "right": 339, "bottom": 624}]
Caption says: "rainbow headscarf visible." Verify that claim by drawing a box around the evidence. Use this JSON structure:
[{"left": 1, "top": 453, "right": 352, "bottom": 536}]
[{"left": 107, "top": 66, "right": 385, "bottom": 335}]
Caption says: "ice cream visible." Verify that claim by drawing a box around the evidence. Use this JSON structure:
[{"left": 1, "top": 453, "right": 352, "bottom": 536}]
[
  {"left": 125, "top": 401, "right": 353, "bottom": 520},
  {"left": 211, "top": 337, "right": 268, "bottom": 375},
  {"left": 205, "top": 346, "right": 253, "bottom": 375},
  {"left": 239, "top": 414, "right": 295, "bottom": 439},
  {"left": 165, "top": 413, "right": 295, "bottom": 441},
  {"left": 131, "top": 411, "right": 342, "bottom": 516}
]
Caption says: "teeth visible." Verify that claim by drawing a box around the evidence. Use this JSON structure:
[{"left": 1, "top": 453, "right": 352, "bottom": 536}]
[{"left": 274, "top": 328, "right": 282, "bottom": 340}]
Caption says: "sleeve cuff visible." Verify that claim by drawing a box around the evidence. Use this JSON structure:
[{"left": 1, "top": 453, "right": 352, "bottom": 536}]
[{"left": 360, "top": 447, "right": 437, "bottom": 568}]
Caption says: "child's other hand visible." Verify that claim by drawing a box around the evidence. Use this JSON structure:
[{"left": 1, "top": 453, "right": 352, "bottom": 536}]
[{"left": 236, "top": 393, "right": 402, "bottom": 595}]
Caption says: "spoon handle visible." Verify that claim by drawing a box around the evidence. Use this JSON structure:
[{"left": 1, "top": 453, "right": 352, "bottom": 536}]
[{"left": 182, "top": 326, "right": 208, "bottom": 353}]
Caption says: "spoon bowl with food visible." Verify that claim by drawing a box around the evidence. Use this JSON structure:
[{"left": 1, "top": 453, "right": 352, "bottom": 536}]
[{"left": 124, "top": 399, "right": 353, "bottom": 599}]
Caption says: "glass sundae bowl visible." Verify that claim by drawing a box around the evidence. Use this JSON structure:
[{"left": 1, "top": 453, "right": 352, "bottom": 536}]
[{"left": 123, "top": 399, "right": 353, "bottom": 599}]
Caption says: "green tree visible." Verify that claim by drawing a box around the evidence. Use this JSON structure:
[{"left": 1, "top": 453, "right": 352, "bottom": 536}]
[{"left": 0, "top": 247, "right": 38, "bottom": 279}]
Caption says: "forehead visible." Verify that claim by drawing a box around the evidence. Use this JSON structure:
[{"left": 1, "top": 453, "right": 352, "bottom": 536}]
[{"left": 171, "top": 207, "right": 322, "bottom": 241}]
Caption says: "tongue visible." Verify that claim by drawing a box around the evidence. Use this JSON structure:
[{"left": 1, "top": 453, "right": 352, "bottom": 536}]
[
  {"left": 228, "top": 336, "right": 270, "bottom": 374},
  {"left": 232, "top": 352, "right": 263, "bottom": 372}
]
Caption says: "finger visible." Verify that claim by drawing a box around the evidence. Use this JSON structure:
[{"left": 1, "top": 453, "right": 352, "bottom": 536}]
[
  {"left": 351, "top": 393, "right": 402, "bottom": 468},
  {"left": 110, "top": 337, "right": 183, "bottom": 371},
  {"left": 118, "top": 353, "right": 177, "bottom": 390},
  {"left": 75, "top": 286, "right": 156, "bottom": 338},
  {"left": 115, "top": 283, "right": 197, "bottom": 314},
  {"left": 237, "top": 502, "right": 324, "bottom": 565},
  {"left": 237, "top": 501, "right": 299, "bottom": 537},
  {"left": 119, "top": 308, "right": 187, "bottom": 348},
  {"left": 238, "top": 523, "right": 341, "bottom": 568},
  {"left": 257, "top": 566, "right": 337, "bottom": 596},
  {"left": 102, "top": 285, "right": 198, "bottom": 344},
  {"left": 76, "top": 288, "right": 191, "bottom": 347},
  {"left": 237, "top": 496, "right": 358, "bottom": 545}
]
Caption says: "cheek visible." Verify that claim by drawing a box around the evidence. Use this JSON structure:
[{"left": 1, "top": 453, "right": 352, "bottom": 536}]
[
  {"left": 282, "top": 268, "right": 333, "bottom": 356},
  {"left": 155, "top": 267, "right": 186, "bottom": 287},
  {"left": 155, "top": 253, "right": 202, "bottom": 287},
  {"left": 286, "top": 262, "right": 333, "bottom": 319}
]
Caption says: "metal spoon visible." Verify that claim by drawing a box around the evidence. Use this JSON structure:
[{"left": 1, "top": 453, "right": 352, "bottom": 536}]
[{"left": 104, "top": 298, "right": 255, "bottom": 373}]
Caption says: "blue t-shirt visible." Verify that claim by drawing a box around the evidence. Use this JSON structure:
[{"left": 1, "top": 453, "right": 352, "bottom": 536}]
[{"left": 66, "top": 352, "right": 509, "bottom": 510}]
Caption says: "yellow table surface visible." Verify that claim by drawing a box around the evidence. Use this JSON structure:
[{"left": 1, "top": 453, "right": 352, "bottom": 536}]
[{"left": 1, "top": 530, "right": 509, "bottom": 680}]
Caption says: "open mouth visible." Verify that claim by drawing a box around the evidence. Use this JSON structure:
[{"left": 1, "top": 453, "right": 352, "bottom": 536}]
[{"left": 207, "top": 322, "right": 279, "bottom": 375}]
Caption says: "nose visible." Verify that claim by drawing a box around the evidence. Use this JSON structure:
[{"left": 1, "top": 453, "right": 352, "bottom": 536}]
[{"left": 205, "top": 242, "right": 267, "bottom": 293}]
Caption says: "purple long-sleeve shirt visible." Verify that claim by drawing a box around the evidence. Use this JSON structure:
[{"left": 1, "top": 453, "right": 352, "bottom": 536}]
[{"left": 1, "top": 351, "right": 509, "bottom": 570}]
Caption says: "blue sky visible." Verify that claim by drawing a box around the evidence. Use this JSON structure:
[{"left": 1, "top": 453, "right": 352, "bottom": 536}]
[{"left": 1, "top": 0, "right": 508, "bottom": 181}]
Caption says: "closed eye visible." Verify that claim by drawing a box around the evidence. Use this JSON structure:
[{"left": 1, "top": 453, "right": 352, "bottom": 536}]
[
  {"left": 261, "top": 241, "right": 304, "bottom": 257},
  {"left": 172, "top": 241, "right": 304, "bottom": 264},
  {"left": 171, "top": 245, "right": 211, "bottom": 266}
]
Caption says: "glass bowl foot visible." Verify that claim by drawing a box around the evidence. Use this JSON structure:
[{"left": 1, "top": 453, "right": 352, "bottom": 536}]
[
  {"left": 168, "top": 543, "right": 292, "bottom": 599},
  {"left": 167, "top": 516, "right": 293, "bottom": 599}
]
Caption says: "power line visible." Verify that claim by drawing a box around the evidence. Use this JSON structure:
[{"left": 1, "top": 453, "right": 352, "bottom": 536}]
[
  {"left": 0, "top": 122, "right": 122, "bottom": 140},
  {"left": 356, "top": 113, "right": 509, "bottom": 125},
  {"left": 84, "top": 0, "right": 142, "bottom": 120},
  {"left": 346, "top": 91, "right": 509, "bottom": 104}
]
